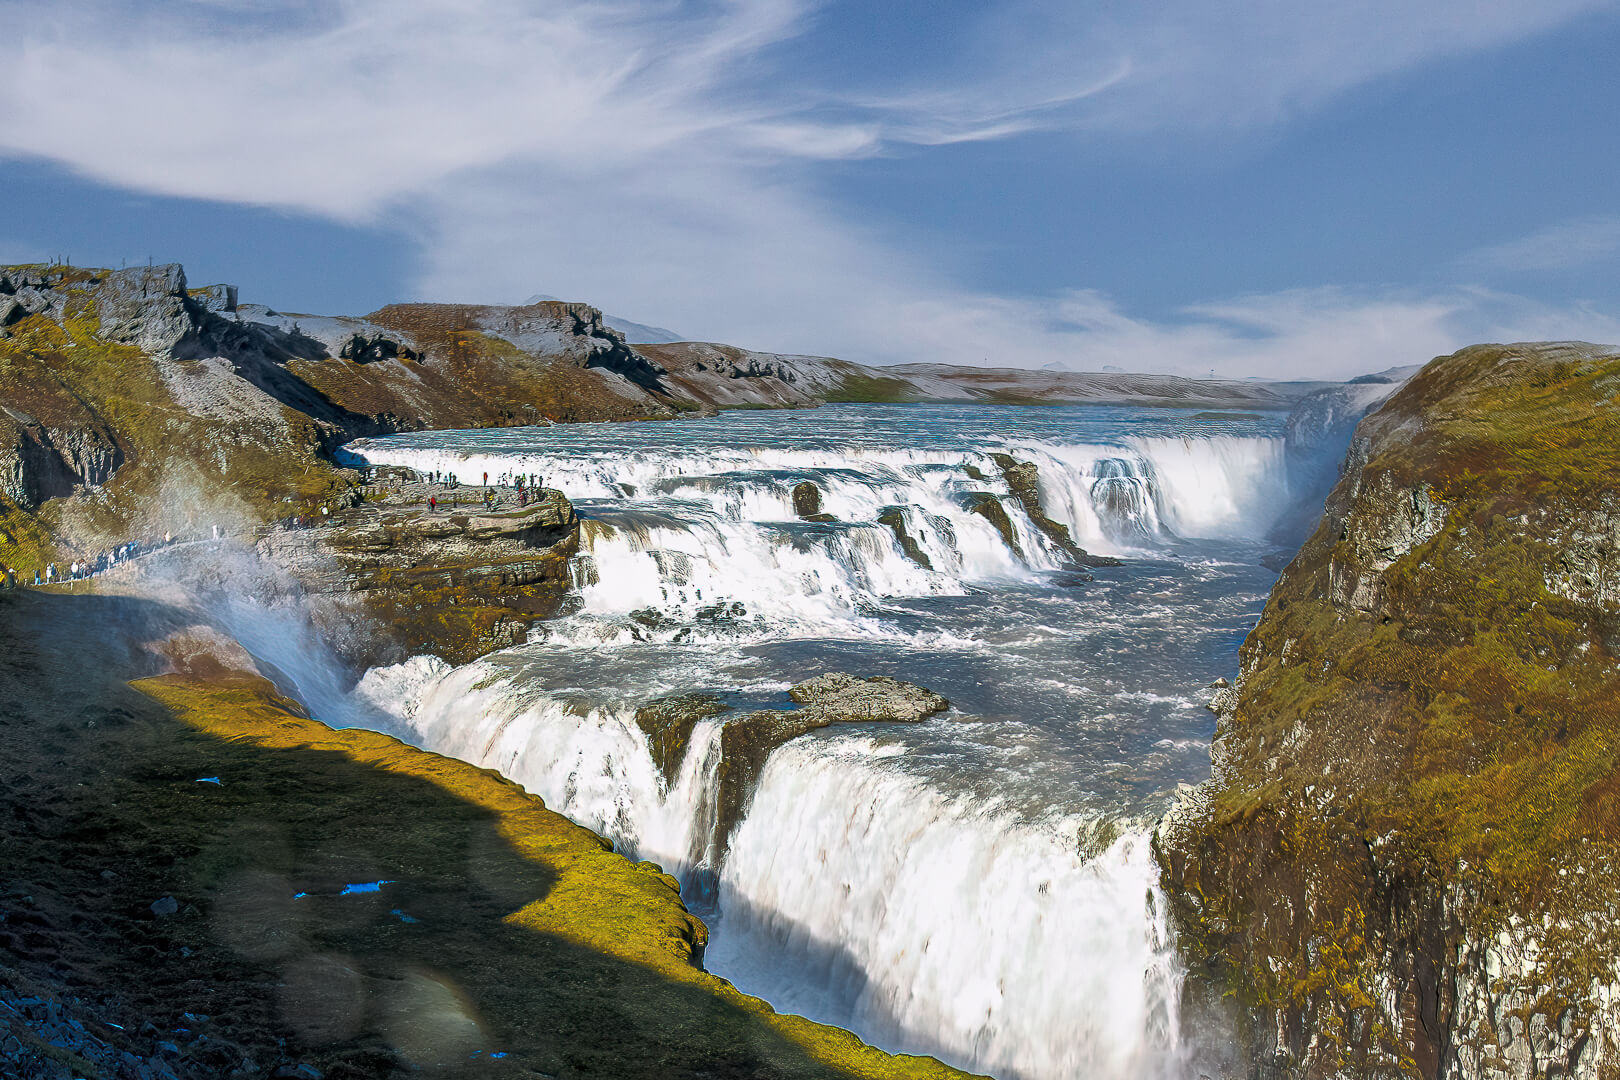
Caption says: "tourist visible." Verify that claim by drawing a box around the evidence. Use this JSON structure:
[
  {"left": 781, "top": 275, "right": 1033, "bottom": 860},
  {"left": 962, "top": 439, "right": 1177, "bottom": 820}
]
[{"left": 429, "top": 496, "right": 437, "bottom": 512}]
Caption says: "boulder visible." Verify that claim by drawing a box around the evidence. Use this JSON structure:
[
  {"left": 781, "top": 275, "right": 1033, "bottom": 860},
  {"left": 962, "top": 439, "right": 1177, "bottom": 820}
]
[{"left": 787, "top": 671, "right": 949, "bottom": 723}]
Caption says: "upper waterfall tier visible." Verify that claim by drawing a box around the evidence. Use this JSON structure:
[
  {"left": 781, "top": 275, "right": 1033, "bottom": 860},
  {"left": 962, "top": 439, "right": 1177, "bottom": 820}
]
[{"left": 338, "top": 404, "right": 1293, "bottom": 643}]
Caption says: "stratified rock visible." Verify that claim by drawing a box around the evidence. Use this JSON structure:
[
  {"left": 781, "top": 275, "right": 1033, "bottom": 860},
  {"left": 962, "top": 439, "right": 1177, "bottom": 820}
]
[
  {"left": 259, "top": 490, "right": 579, "bottom": 666},
  {"left": 877, "top": 506, "right": 932, "bottom": 570},
  {"left": 1157, "top": 342, "right": 1620, "bottom": 1080}
]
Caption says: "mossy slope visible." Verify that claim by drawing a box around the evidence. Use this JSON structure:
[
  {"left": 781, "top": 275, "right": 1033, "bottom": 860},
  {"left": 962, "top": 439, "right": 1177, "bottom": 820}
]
[
  {"left": 1158, "top": 343, "right": 1620, "bottom": 1079},
  {"left": 0, "top": 588, "right": 977, "bottom": 1079}
]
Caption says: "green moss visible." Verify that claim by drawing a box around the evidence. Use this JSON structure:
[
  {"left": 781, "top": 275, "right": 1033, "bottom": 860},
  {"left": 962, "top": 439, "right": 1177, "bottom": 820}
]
[
  {"left": 824, "top": 373, "right": 917, "bottom": 404},
  {"left": 1163, "top": 344, "right": 1620, "bottom": 1070}
]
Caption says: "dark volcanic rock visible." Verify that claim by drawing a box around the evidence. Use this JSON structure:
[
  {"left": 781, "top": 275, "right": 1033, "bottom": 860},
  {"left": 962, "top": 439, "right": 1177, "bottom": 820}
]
[
  {"left": 877, "top": 506, "right": 932, "bottom": 570},
  {"left": 963, "top": 492, "right": 1022, "bottom": 560},
  {"left": 792, "top": 480, "right": 835, "bottom": 522}
]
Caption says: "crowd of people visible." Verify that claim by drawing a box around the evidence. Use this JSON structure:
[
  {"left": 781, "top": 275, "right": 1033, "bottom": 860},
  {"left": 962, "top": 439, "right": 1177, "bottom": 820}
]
[
  {"left": 2, "top": 468, "right": 550, "bottom": 589},
  {"left": 1, "top": 533, "right": 179, "bottom": 590}
]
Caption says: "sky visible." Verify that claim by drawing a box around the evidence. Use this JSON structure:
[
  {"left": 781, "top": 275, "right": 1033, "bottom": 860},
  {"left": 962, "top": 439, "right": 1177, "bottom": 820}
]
[{"left": 1, "top": 0, "right": 1618, "bottom": 379}]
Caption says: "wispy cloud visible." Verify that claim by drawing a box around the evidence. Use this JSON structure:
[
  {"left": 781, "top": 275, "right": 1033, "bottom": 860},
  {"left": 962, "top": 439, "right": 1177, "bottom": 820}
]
[
  {"left": 0, "top": 0, "right": 1615, "bottom": 377},
  {"left": 1463, "top": 216, "right": 1620, "bottom": 273}
]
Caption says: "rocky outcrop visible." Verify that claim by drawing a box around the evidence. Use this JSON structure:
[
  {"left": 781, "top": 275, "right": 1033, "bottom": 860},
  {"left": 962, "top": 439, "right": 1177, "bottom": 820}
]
[
  {"left": 792, "top": 480, "right": 835, "bottom": 522},
  {"left": 0, "top": 406, "right": 123, "bottom": 507},
  {"left": 636, "top": 673, "right": 950, "bottom": 861},
  {"left": 988, "top": 453, "right": 1119, "bottom": 569},
  {"left": 260, "top": 489, "right": 580, "bottom": 665},
  {"left": 964, "top": 492, "right": 1023, "bottom": 559},
  {"left": 786, "top": 671, "right": 950, "bottom": 722},
  {"left": 1157, "top": 342, "right": 1620, "bottom": 1080},
  {"left": 878, "top": 506, "right": 933, "bottom": 569},
  {"left": 634, "top": 693, "right": 730, "bottom": 791}
]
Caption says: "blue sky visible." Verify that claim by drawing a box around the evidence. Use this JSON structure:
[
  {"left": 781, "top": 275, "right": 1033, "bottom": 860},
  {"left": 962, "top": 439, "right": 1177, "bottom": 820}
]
[{"left": 1, "top": 0, "right": 1617, "bottom": 378}]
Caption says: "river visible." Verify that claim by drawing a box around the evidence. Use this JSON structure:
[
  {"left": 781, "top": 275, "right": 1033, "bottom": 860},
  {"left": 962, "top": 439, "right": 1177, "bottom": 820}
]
[{"left": 336, "top": 403, "right": 1295, "bottom": 1080}]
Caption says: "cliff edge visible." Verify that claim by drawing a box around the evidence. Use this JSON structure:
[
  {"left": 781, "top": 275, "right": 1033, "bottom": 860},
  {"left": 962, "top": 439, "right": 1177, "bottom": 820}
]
[{"left": 1158, "top": 342, "right": 1620, "bottom": 1079}]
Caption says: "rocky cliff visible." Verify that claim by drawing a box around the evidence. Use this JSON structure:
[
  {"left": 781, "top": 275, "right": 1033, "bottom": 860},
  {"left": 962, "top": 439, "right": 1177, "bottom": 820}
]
[
  {"left": 260, "top": 486, "right": 582, "bottom": 666},
  {"left": 1157, "top": 342, "right": 1620, "bottom": 1080}
]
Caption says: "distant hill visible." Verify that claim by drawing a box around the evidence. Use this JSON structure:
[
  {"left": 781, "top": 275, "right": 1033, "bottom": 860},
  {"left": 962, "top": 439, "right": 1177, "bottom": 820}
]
[{"left": 525, "top": 293, "right": 683, "bottom": 343}]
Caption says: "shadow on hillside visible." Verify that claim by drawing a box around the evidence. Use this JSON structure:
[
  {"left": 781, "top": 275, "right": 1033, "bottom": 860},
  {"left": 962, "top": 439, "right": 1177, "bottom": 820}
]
[{"left": 0, "top": 589, "right": 929, "bottom": 1080}]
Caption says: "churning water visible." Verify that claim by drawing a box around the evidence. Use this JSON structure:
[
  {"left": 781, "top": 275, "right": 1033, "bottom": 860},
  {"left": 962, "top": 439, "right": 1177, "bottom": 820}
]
[{"left": 339, "top": 404, "right": 1296, "bottom": 1080}]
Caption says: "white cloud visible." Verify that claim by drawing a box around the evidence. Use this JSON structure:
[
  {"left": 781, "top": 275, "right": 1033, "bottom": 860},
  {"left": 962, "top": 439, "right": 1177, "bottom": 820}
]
[
  {"left": 416, "top": 166, "right": 1619, "bottom": 380},
  {"left": 0, "top": 0, "right": 1616, "bottom": 378},
  {"left": 1463, "top": 216, "right": 1620, "bottom": 273}
]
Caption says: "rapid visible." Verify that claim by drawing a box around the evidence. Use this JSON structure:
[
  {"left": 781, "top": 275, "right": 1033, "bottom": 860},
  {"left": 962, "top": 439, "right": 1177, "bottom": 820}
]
[{"left": 338, "top": 404, "right": 1296, "bottom": 1080}]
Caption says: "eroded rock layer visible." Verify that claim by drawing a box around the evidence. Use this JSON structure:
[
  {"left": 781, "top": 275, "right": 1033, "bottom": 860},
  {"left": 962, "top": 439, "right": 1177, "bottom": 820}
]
[{"left": 1157, "top": 342, "right": 1620, "bottom": 1080}]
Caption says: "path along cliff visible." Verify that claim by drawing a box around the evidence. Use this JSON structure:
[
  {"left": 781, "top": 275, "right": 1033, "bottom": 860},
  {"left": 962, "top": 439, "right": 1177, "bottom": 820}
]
[{"left": 1157, "top": 342, "right": 1620, "bottom": 1080}]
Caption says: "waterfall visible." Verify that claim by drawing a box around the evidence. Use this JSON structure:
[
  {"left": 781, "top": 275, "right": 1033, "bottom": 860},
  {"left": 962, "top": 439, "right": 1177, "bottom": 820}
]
[
  {"left": 339, "top": 432, "right": 1291, "bottom": 644},
  {"left": 708, "top": 736, "right": 1185, "bottom": 1080},
  {"left": 363, "top": 657, "right": 1184, "bottom": 1080},
  {"left": 335, "top": 412, "right": 1285, "bottom": 1080},
  {"left": 393, "top": 660, "right": 729, "bottom": 894}
]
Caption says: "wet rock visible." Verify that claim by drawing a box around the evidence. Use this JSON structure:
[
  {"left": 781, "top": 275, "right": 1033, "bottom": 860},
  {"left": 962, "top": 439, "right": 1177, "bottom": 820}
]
[
  {"left": 788, "top": 672, "right": 948, "bottom": 724},
  {"left": 989, "top": 453, "right": 1120, "bottom": 568},
  {"left": 634, "top": 694, "right": 730, "bottom": 792},
  {"left": 964, "top": 492, "right": 1023, "bottom": 560},
  {"left": 710, "top": 673, "right": 949, "bottom": 856},
  {"left": 876, "top": 506, "right": 932, "bottom": 570},
  {"left": 791, "top": 481, "right": 827, "bottom": 520},
  {"left": 149, "top": 896, "right": 178, "bottom": 918}
]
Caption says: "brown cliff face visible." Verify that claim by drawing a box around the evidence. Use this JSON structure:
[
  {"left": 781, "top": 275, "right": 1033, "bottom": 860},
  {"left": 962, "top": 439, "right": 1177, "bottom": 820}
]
[
  {"left": 1157, "top": 343, "right": 1620, "bottom": 1080},
  {"left": 259, "top": 488, "right": 581, "bottom": 667}
]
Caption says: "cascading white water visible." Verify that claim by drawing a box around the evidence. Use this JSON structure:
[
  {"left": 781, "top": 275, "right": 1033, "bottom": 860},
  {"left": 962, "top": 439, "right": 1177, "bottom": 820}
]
[
  {"left": 338, "top": 406, "right": 1298, "bottom": 1080},
  {"left": 707, "top": 736, "right": 1185, "bottom": 1080},
  {"left": 341, "top": 431, "right": 1290, "bottom": 636},
  {"left": 362, "top": 655, "right": 1186, "bottom": 1080},
  {"left": 387, "top": 659, "right": 729, "bottom": 892}
]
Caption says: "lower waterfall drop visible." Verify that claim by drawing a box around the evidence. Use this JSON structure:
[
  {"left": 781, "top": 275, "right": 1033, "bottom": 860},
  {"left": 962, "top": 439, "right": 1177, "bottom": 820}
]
[{"left": 706, "top": 736, "right": 1185, "bottom": 1080}]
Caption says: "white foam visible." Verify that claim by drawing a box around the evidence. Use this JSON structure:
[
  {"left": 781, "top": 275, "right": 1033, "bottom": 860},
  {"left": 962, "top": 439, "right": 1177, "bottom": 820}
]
[{"left": 708, "top": 736, "right": 1186, "bottom": 1080}]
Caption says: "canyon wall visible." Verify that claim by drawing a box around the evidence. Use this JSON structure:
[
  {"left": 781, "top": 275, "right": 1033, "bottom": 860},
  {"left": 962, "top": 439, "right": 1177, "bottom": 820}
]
[{"left": 1158, "top": 342, "right": 1620, "bottom": 1079}]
